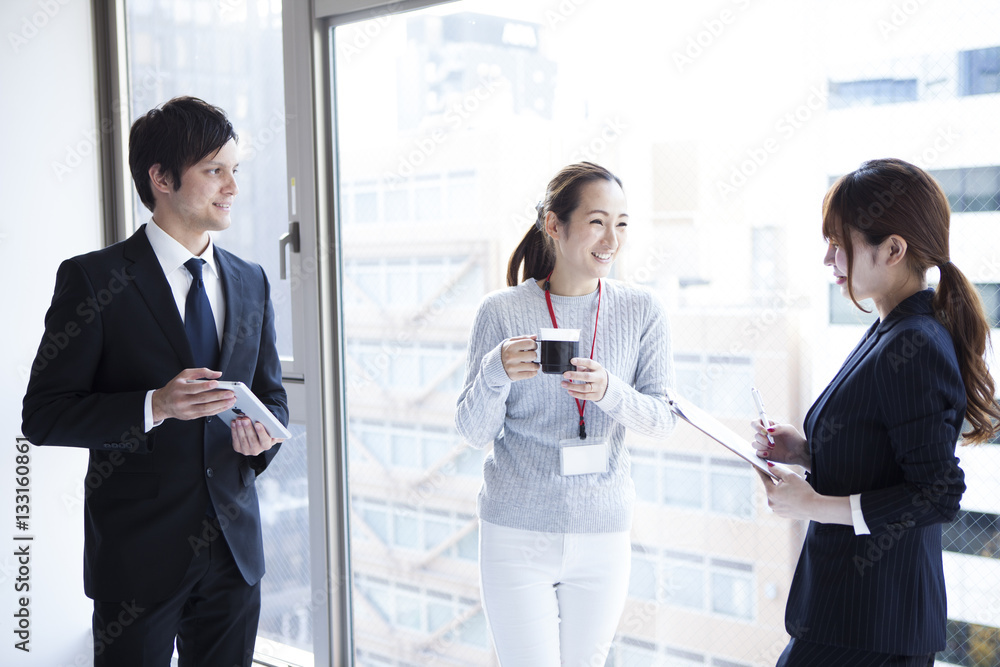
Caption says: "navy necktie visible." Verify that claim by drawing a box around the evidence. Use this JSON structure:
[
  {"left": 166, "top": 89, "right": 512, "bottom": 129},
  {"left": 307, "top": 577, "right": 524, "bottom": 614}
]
[{"left": 184, "top": 258, "right": 219, "bottom": 370}]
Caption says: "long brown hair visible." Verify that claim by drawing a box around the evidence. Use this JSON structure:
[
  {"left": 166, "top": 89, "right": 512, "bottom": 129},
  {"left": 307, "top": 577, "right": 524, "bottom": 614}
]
[
  {"left": 506, "top": 162, "right": 624, "bottom": 287},
  {"left": 822, "top": 157, "right": 1000, "bottom": 444}
]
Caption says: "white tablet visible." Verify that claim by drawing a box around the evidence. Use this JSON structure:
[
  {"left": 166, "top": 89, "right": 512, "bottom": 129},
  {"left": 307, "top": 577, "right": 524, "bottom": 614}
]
[{"left": 210, "top": 380, "right": 291, "bottom": 439}]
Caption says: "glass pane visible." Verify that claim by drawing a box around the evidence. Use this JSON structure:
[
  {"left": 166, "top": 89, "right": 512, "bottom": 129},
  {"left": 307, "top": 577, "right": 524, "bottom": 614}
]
[
  {"left": 711, "top": 572, "right": 753, "bottom": 621},
  {"left": 124, "top": 0, "right": 311, "bottom": 658},
  {"left": 125, "top": 0, "right": 293, "bottom": 359},
  {"left": 257, "top": 423, "right": 313, "bottom": 649},
  {"left": 631, "top": 455, "right": 658, "bottom": 503},
  {"left": 334, "top": 1, "right": 1000, "bottom": 664},
  {"left": 663, "top": 564, "right": 703, "bottom": 610},
  {"left": 457, "top": 526, "right": 479, "bottom": 560},
  {"left": 663, "top": 466, "right": 702, "bottom": 509},
  {"left": 710, "top": 470, "right": 753, "bottom": 519},
  {"left": 629, "top": 554, "right": 658, "bottom": 600}
]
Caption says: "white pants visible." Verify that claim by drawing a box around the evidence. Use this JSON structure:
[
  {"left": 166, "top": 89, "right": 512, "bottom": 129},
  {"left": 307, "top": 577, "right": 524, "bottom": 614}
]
[{"left": 479, "top": 520, "right": 631, "bottom": 667}]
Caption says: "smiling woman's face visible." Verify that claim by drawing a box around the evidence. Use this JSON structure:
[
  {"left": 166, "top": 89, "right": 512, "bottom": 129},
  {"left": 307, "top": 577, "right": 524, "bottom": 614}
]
[{"left": 547, "top": 178, "right": 629, "bottom": 289}]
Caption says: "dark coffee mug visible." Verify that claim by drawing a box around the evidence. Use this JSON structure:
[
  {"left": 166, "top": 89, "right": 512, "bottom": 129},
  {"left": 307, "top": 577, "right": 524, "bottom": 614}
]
[{"left": 539, "top": 328, "right": 580, "bottom": 374}]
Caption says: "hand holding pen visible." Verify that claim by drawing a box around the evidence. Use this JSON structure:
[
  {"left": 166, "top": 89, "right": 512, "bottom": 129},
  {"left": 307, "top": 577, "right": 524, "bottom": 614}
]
[
  {"left": 748, "top": 387, "right": 811, "bottom": 469},
  {"left": 751, "top": 387, "right": 775, "bottom": 446}
]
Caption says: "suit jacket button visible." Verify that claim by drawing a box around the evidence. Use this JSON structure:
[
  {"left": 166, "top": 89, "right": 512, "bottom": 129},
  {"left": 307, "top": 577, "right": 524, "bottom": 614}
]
[
  {"left": 206, "top": 468, "right": 214, "bottom": 478},
  {"left": 206, "top": 416, "right": 213, "bottom": 424}
]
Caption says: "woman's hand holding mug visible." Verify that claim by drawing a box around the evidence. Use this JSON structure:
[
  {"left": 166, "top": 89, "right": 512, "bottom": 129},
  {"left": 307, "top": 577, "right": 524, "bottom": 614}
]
[{"left": 501, "top": 335, "right": 539, "bottom": 381}]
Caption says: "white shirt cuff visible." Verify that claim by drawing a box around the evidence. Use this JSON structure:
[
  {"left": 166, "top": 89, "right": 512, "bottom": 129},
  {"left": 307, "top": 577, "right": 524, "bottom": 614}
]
[
  {"left": 849, "top": 493, "right": 871, "bottom": 535},
  {"left": 144, "top": 390, "right": 163, "bottom": 433}
]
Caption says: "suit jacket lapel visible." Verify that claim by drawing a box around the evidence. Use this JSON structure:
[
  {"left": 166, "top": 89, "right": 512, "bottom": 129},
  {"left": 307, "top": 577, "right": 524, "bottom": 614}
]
[
  {"left": 123, "top": 226, "right": 194, "bottom": 367},
  {"left": 806, "top": 321, "right": 882, "bottom": 430},
  {"left": 215, "top": 247, "right": 243, "bottom": 374},
  {"left": 805, "top": 289, "right": 935, "bottom": 433}
]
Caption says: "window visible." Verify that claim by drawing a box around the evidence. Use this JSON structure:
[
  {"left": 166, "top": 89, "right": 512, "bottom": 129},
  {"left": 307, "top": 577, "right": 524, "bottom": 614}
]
[
  {"left": 342, "top": 256, "right": 484, "bottom": 309},
  {"left": 629, "top": 545, "right": 755, "bottom": 621},
  {"left": 828, "top": 283, "right": 879, "bottom": 326},
  {"left": 353, "top": 498, "right": 478, "bottom": 560},
  {"left": 828, "top": 78, "right": 919, "bottom": 108},
  {"left": 330, "top": 2, "right": 1000, "bottom": 664},
  {"left": 944, "top": 510, "right": 1000, "bottom": 558},
  {"left": 674, "top": 353, "right": 756, "bottom": 418},
  {"left": 942, "top": 619, "right": 1000, "bottom": 666},
  {"left": 631, "top": 449, "right": 756, "bottom": 520},
  {"left": 930, "top": 166, "right": 1000, "bottom": 213},
  {"left": 122, "top": 1, "right": 310, "bottom": 657},
  {"left": 354, "top": 575, "right": 487, "bottom": 648},
  {"left": 710, "top": 559, "right": 755, "bottom": 620},
  {"left": 960, "top": 46, "right": 1000, "bottom": 96},
  {"left": 830, "top": 282, "right": 1000, "bottom": 328},
  {"left": 342, "top": 173, "right": 479, "bottom": 224}
]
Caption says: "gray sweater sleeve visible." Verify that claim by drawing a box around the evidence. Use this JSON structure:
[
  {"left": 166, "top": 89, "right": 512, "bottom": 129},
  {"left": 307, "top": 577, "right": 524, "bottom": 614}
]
[
  {"left": 455, "top": 298, "right": 513, "bottom": 449},
  {"left": 593, "top": 291, "right": 677, "bottom": 439}
]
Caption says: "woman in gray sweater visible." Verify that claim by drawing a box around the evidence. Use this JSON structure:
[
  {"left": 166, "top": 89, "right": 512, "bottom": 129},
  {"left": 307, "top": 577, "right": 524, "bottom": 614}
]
[{"left": 456, "top": 162, "right": 677, "bottom": 666}]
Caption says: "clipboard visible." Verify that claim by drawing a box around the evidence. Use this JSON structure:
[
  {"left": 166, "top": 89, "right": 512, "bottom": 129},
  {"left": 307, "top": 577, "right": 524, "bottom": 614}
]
[
  {"left": 196, "top": 380, "right": 292, "bottom": 439},
  {"left": 666, "top": 389, "right": 786, "bottom": 481}
]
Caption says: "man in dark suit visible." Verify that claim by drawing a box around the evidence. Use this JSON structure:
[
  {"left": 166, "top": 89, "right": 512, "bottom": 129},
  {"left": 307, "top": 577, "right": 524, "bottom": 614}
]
[{"left": 22, "top": 96, "right": 287, "bottom": 667}]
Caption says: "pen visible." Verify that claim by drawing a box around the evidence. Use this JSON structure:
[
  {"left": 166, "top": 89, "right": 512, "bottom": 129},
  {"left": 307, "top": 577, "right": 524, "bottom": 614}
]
[{"left": 751, "top": 387, "right": 775, "bottom": 446}]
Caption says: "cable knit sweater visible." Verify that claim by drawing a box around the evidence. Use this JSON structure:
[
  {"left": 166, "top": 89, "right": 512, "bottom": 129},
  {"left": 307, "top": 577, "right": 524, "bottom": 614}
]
[{"left": 455, "top": 278, "right": 677, "bottom": 533}]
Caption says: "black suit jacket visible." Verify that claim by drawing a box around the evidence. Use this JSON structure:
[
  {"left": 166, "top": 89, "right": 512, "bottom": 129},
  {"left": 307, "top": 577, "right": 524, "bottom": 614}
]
[
  {"left": 21, "top": 225, "right": 287, "bottom": 603},
  {"left": 787, "top": 289, "right": 966, "bottom": 654}
]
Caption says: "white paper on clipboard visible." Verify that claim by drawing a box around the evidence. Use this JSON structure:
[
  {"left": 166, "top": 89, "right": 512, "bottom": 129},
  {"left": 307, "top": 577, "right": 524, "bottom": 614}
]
[{"left": 666, "top": 389, "right": 787, "bottom": 481}]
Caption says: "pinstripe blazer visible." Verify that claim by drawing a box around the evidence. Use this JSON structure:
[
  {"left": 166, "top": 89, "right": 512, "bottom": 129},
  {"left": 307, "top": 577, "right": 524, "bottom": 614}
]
[{"left": 786, "top": 288, "right": 966, "bottom": 655}]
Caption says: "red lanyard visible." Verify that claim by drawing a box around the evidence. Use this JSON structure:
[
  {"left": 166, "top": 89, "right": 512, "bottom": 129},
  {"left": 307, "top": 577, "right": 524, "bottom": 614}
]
[{"left": 543, "top": 272, "right": 602, "bottom": 439}]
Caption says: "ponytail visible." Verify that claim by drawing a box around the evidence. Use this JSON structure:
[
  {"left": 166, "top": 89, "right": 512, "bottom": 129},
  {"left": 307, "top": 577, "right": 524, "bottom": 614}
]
[
  {"left": 506, "top": 161, "right": 624, "bottom": 288},
  {"left": 823, "top": 158, "right": 1000, "bottom": 445},
  {"left": 506, "top": 207, "right": 554, "bottom": 287},
  {"left": 934, "top": 261, "right": 1000, "bottom": 444}
]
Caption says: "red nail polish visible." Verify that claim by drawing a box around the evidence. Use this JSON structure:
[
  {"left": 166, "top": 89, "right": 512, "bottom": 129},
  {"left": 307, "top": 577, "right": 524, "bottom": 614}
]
[{"left": 766, "top": 461, "right": 774, "bottom": 467}]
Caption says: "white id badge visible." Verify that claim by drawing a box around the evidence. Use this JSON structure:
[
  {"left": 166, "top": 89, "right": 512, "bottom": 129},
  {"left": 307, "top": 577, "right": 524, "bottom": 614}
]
[{"left": 559, "top": 438, "right": 609, "bottom": 476}]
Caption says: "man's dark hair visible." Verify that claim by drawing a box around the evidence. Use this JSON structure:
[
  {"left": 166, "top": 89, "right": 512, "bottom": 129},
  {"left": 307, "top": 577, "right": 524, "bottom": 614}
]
[{"left": 128, "top": 96, "right": 237, "bottom": 212}]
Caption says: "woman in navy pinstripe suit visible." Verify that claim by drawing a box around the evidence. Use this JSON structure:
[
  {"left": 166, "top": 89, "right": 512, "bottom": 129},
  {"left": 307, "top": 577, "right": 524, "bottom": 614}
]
[{"left": 752, "top": 158, "right": 1000, "bottom": 667}]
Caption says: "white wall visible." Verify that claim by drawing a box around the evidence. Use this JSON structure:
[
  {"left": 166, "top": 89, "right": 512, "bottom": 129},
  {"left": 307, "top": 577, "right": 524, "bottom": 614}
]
[{"left": 1, "top": 0, "right": 102, "bottom": 664}]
